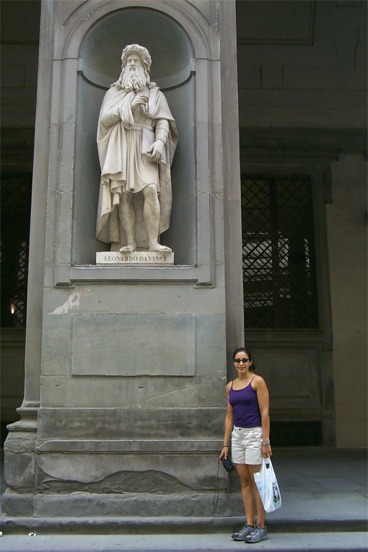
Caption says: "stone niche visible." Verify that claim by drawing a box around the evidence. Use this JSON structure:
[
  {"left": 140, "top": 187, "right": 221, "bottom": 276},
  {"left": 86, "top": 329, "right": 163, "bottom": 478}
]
[{"left": 74, "top": 7, "right": 196, "bottom": 266}]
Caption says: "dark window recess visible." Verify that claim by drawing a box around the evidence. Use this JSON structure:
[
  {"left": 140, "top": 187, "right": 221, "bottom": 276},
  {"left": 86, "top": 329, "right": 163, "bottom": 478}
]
[
  {"left": 241, "top": 175, "right": 319, "bottom": 329},
  {"left": 1, "top": 173, "right": 32, "bottom": 327},
  {"left": 271, "top": 421, "right": 323, "bottom": 446}
]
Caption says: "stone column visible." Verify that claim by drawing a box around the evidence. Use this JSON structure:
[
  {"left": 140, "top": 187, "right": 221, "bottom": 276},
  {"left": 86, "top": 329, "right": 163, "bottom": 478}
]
[{"left": 3, "top": 0, "right": 56, "bottom": 514}]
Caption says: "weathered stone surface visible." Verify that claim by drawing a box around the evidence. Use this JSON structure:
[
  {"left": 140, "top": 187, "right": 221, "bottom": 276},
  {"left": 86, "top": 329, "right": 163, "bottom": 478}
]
[{"left": 2, "top": 0, "right": 240, "bottom": 519}]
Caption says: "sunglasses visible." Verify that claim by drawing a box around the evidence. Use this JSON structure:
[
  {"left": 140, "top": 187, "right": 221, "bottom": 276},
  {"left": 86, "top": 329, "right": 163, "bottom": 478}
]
[{"left": 234, "top": 358, "right": 250, "bottom": 363}]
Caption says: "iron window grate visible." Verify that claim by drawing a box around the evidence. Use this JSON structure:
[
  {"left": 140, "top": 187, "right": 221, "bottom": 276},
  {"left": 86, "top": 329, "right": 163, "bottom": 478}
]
[
  {"left": 241, "top": 175, "right": 319, "bottom": 329},
  {"left": 1, "top": 173, "right": 32, "bottom": 328}
]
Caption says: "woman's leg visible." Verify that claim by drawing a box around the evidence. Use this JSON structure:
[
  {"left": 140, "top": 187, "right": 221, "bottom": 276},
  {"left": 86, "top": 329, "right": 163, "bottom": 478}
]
[
  {"left": 235, "top": 464, "right": 256, "bottom": 526},
  {"left": 248, "top": 464, "right": 266, "bottom": 527}
]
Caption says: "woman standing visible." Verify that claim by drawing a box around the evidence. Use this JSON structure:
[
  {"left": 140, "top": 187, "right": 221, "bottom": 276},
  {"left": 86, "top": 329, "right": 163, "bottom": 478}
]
[{"left": 220, "top": 347, "right": 272, "bottom": 544}]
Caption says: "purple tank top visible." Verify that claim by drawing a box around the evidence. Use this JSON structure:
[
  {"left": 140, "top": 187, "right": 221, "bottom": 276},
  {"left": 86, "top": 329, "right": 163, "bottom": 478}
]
[{"left": 229, "top": 378, "right": 261, "bottom": 428}]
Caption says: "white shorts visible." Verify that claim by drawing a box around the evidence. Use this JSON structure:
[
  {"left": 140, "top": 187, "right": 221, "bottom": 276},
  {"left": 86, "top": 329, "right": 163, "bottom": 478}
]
[{"left": 231, "top": 426, "right": 263, "bottom": 465}]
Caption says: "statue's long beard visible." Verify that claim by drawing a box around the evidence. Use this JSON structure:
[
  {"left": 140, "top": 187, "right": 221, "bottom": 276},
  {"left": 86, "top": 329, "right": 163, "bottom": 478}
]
[{"left": 115, "top": 66, "right": 148, "bottom": 92}]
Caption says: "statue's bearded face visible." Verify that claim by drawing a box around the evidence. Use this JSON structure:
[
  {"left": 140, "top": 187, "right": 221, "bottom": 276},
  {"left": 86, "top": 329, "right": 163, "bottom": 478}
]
[{"left": 119, "top": 54, "right": 148, "bottom": 91}]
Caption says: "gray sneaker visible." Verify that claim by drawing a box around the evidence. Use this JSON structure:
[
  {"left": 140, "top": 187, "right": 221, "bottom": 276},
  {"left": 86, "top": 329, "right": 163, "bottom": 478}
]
[
  {"left": 231, "top": 524, "right": 255, "bottom": 541},
  {"left": 244, "top": 525, "right": 268, "bottom": 543}
]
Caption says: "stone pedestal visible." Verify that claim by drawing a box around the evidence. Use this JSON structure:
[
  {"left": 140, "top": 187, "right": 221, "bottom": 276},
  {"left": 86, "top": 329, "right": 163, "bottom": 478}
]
[{"left": 96, "top": 250, "right": 174, "bottom": 265}]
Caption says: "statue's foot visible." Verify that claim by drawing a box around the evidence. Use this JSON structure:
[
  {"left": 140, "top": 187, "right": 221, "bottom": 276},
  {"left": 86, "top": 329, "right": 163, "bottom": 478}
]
[
  {"left": 120, "top": 243, "right": 136, "bottom": 253},
  {"left": 149, "top": 242, "right": 172, "bottom": 254}
]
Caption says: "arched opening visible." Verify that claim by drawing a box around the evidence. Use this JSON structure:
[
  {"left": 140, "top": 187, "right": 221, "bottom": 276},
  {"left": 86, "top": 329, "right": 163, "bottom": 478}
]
[{"left": 73, "top": 8, "right": 196, "bottom": 265}]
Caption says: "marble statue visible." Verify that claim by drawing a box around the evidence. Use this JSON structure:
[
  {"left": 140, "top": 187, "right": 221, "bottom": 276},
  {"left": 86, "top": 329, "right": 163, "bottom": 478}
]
[{"left": 96, "top": 44, "right": 178, "bottom": 254}]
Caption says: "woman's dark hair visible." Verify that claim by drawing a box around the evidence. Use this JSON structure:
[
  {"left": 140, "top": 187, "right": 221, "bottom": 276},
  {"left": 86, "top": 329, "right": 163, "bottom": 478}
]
[{"left": 232, "top": 347, "right": 256, "bottom": 372}]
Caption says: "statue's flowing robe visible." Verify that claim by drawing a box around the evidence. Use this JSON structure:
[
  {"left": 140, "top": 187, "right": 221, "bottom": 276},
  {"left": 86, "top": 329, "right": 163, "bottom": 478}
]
[{"left": 96, "top": 82, "right": 178, "bottom": 248}]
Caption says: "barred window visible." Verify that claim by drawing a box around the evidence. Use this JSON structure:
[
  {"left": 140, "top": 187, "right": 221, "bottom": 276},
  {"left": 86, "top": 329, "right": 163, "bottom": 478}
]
[
  {"left": 1, "top": 173, "right": 32, "bottom": 327},
  {"left": 241, "top": 175, "right": 319, "bottom": 329}
]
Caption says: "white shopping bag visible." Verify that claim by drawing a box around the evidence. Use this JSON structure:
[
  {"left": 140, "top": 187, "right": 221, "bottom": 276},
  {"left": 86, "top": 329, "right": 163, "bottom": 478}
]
[{"left": 254, "top": 457, "right": 282, "bottom": 513}]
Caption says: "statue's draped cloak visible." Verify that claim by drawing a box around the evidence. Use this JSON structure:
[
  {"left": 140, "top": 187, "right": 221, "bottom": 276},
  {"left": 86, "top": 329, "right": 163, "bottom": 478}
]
[{"left": 96, "top": 83, "right": 178, "bottom": 247}]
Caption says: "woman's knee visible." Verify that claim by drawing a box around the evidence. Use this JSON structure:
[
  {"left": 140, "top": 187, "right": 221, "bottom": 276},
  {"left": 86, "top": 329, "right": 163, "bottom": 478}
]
[{"left": 239, "top": 475, "right": 253, "bottom": 489}]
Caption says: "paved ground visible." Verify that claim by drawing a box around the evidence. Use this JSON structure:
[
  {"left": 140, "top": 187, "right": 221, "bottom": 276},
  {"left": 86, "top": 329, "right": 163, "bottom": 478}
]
[
  {"left": 1, "top": 448, "right": 367, "bottom": 551},
  {"left": 0, "top": 531, "right": 367, "bottom": 551}
]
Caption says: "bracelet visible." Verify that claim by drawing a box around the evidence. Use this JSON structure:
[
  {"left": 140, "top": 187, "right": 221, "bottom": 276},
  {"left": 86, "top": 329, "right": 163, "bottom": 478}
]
[
  {"left": 222, "top": 445, "right": 229, "bottom": 448},
  {"left": 262, "top": 441, "right": 270, "bottom": 446}
]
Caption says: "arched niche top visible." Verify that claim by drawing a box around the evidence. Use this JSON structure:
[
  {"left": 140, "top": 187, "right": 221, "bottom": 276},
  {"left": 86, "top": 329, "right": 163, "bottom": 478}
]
[
  {"left": 60, "top": 0, "right": 216, "bottom": 64},
  {"left": 80, "top": 8, "right": 194, "bottom": 90}
]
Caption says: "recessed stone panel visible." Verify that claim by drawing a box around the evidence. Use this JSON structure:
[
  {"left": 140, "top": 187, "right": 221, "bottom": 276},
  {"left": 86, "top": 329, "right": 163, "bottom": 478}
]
[
  {"left": 71, "top": 313, "right": 195, "bottom": 376},
  {"left": 250, "top": 346, "right": 321, "bottom": 408}
]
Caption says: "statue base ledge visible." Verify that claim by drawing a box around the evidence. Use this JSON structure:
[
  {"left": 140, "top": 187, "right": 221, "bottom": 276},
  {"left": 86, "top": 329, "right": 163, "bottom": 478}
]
[{"left": 96, "top": 251, "right": 174, "bottom": 265}]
